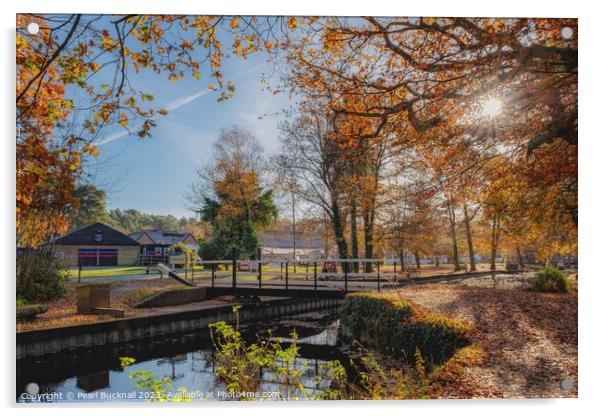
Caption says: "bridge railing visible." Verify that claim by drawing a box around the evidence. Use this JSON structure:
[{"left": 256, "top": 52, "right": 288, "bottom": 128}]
[{"left": 193, "top": 249, "right": 413, "bottom": 293}]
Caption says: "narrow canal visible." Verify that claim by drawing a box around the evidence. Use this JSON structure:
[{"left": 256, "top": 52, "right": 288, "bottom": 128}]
[
  {"left": 17, "top": 307, "right": 352, "bottom": 402},
  {"left": 16, "top": 273, "right": 545, "bottom": 402}
]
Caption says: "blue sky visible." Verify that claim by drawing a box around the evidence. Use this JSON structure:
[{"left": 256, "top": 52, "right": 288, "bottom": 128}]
[{"left": 88, "top": 49, "right": 293, "bottom": 218}]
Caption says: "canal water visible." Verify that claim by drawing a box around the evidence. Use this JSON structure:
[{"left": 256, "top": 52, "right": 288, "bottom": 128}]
[
  {"left": 17, "top": 308, "right": 352, "bottom": 402},
  {"left": 17, "top": 273, "right": 548, "bottom": 402}
]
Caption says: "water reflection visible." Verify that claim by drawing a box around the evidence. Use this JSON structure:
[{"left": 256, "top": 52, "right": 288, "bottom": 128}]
[
  {"left": 17, "top": 308, "right": 348, "bottom": 402},
  {"left": 76, "top": 371, "right": 109, "bottom": 392}
]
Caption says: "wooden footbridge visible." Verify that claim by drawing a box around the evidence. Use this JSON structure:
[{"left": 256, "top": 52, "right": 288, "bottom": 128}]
[{"left": 157, "top": 254, "right": 411, "bottom": 299}]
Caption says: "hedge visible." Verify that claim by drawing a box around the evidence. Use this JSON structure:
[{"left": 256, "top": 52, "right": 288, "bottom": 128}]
[{"left": 338, "top": 293, "right": 472, "bottom": 368}]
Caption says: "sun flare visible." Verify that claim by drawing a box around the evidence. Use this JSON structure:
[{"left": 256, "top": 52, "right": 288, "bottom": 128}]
[{"left": 482, "top": 97, "right": 503, "bottom": 117}]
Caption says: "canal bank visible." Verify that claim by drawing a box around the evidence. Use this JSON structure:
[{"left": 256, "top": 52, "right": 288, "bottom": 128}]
[{"left": 17, "top": 296, "right": 342, "bottom": 359}]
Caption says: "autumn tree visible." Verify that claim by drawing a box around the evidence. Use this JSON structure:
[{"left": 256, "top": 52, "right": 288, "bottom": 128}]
[
  {"left": 478, "top": 147, "right": 577, "bottom": 268},
  {"left": 190, "top": 126, "right": 277, "bottom": 259},
  {"left": 347, "top": 132, "right": 396, "bottom": 270},
  {"left": 277, "top": 107, "right": 356, "bottom": 259},
  {"left": 17, "top": 14, "right": 292, "bottom": 247},
  {"left": 285, "top": 18, "right": 576, "bottom": 149},
  {"left": 282, "top": 17, "right": 577, "bottom": 265},
  {"left": 417, "top": 142, "right": 466, "bottom": 271}
]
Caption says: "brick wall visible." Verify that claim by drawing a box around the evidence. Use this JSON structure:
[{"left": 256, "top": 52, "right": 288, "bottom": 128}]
[{"left": 54, "top": 245, "right": 140, "bottom": 266}]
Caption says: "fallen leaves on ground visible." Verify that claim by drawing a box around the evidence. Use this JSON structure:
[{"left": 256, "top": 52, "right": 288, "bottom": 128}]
[
  {"left": 395, "top": 284, "right": 577, "bottom": 398},
  {"left": 16, "top": 279, "right": 230, "bottom": 331}
]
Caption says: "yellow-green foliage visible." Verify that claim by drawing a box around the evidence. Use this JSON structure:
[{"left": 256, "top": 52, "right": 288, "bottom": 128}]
[
  {"left": 173, "top": 242, "right": 197, "bottom": 267},
  {"left": 120, "top": 357, "right": 196, "bottom": 402},
  {"left": 120, "top": 305, "right": 482, "bottom": 401},
  {"left": 346, "top": 345, "right": 477, "bottom": 400},
  {"left": 411, "top": 313, "right": 473, "bottom": 336},
  {"left": 208, "top": 306, "right": 348, "bottom": 400},
  {"left": 532, "top": 267, "right": 571, "bottom": 293},
  {"left": 339, "top": 292, "right": 473, "bottom": 369}
]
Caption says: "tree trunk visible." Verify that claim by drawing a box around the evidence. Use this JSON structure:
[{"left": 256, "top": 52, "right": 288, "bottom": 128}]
[
  {"left": 291, "top": 191, "right": 297, "bottom": 272},
  {"left": 516, "top": 245, "right": 524, "bottom": 267},
  {"left": 350, "top": 201, "right": 359, "bottom": 273},
  {"left": 414, "top": 251, "right": 421, "bottom": 269},
  {"left": 490, "top": 215, "right": 498, "bottom": 271},
  {"left": 331, "top": 199, "right": 348, "bottom": 259},
  {"left": 363, "top": 211, "right": 374, "bottom": 273},
  {"left": 447, "top": 204, "right": 461, "bottom": 271},
  {"left": 397, "top": 232, "right": 405, "bottom": 271},
  {"left": 399, "top": 250, "right": 405, "bottom": 271},
  {"left": 463, "top": 203, "right": 477, "bottom": 271}
]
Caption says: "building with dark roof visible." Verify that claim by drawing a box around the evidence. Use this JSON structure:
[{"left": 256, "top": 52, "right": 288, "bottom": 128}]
[
  {"left": 53, "top": 222, "right": 140, "bottom": 266},
  {"left": 129, "top": 230, "right": 200, "bottom": 265}
]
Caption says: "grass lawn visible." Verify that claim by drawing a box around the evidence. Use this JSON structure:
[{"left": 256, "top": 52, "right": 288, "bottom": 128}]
[
  {"left": 69, "top": 265, "right": 215, "bottom": 278},
  {"left": 67, "top": 262, "right": 506, "bottom": 280},
  {"left": 68, "top": 266, "right": 155, "bottom": 278}
]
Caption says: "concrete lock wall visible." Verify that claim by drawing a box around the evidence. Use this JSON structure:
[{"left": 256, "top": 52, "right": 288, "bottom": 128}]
[
  {"left": 134, "top": 288, "right": 207, "bottom": 308},
  {"left": 16, "top": 297, "right": 342, "bottom": 359},
  {"left": 54, "top": 245, "right": 140, "bottom": 266},
  {"left": 76, "top": 284, "right": 112, "bottom": 314}
]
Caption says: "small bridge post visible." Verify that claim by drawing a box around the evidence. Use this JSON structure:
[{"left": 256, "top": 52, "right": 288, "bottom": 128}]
[
  {"left": 377, "top": 261, "right": 381, "bottom": 292},
  {"left": 257, "top": 248, "right": 262, "bottom": 289},
  {"left": 191, "top": 254, "right": 195, "bottom": 283},
  {"left": 211, "top": 263, "right": 215, "bottom": 288},
  {"left": 314, "top": 261, "right": 317, "bottom": 291},
  {"left": 344, "top": 258, "right": 348, "bottom": 292},
  {"left": 185, "top": 252, "right": 188, "bottom": 280},
  {"left": 285, "top": 260, "right": 289, "bottom": 290},
  {"left": 232, "top": 248, "right": 237, "bottom": 289}
]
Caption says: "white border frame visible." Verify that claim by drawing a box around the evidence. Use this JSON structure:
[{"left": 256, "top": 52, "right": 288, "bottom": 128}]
[{"left": 3, "top": 1, "right": 599, "bottom": 414}]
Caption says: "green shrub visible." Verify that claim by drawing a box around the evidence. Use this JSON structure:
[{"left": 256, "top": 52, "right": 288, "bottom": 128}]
[
  {"left": 16, "top": 304, "right": 48, "bottom": 320},
  {"left": 532, "top": 267, "right": 570, "bottom": 293},
  {"left": 339, "top": 293, "right": 472, "bottom": 368},
  {"left": 16, "top": 250, "right": 68, "bottom": 302}
]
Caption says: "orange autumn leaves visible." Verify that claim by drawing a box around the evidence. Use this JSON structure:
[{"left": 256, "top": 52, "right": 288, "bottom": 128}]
[
  {"left": 282, "top": 17, "right": 576, "bottom": 263},
  {"left": 17, "top": 16, "right": 94, "bottom": 245},
  {"left": 16, "top": 15, "right": 577, "bottom": 260},
  {"left": 16, "top": 14, "right": 287, "bottom": 247}
]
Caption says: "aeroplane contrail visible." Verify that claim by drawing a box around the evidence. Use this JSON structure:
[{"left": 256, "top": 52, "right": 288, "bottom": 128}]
[{"left": 96, "top": 62, "right": 267, "bottom": 146}]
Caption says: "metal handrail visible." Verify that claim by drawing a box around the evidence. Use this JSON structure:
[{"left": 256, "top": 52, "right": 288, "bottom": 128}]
[
  {"left": 196, "top": 258, "right": 403, "bottom": 264},
  {"left": 175, "top": 251, "right": 415, "bottom": 294}
]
